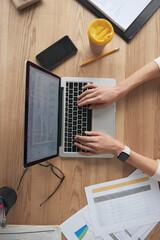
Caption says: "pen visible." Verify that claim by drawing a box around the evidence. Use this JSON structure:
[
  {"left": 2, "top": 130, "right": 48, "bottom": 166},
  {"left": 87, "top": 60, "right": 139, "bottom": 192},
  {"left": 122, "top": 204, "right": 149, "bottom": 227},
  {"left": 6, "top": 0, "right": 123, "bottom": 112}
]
[
  {"left": 80, "top": 47, "right": 120, "bottom": 67},
  {"left": 0, "top": 199, "right": 6, "bottom": 228}
]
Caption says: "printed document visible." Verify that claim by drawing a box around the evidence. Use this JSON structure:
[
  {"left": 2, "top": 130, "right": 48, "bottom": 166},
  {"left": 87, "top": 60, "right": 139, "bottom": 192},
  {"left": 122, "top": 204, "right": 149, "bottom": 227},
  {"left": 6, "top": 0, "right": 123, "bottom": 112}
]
[
  {"left": 85, "top": 174, "right": 160, "bottom": 236},
  {"left": 87, "top": 0, "right": 152, "bottom": 31},
  {"left": 61, "top": 170, "right": 158, "bottom": 240}
]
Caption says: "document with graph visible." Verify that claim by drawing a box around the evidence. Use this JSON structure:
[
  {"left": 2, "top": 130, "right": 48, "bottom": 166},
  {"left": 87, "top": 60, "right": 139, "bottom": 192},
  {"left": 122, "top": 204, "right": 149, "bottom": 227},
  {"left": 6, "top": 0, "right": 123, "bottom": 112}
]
[
  {"left": 85, "top": 174, "right": 160, "bottom": 237},
  {"left": 86, "top": 0, "right": 152, "bottom": 31}
]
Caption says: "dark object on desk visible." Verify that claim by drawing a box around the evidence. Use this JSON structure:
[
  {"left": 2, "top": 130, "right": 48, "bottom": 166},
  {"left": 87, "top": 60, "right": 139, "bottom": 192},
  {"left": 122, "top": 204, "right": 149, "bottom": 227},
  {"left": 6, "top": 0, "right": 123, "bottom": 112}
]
[
  {"left": 36, "top": 36, "right": 78, "bottom": 70},
  {"left": 76, "top": 0, "right": 160, "bottom": 42},
  {"left": 17, "top": 161, "right": 65, "bottom": 206},
  {"left": 12, "top": 0, "right": 41, "bottom": 10},
  {"left": 0, "top": 187, "right": 17, "bottom": 215}
]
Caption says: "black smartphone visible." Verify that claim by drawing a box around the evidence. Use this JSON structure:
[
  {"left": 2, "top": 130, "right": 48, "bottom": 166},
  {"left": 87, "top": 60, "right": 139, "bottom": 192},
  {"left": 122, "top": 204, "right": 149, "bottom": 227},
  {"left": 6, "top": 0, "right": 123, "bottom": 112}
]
[{"left": 36, "top": 36, "right": 78, "bottom": 70}]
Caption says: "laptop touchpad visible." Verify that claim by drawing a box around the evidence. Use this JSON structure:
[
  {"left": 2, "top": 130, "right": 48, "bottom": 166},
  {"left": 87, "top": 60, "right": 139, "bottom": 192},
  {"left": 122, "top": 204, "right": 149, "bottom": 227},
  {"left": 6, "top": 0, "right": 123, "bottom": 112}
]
[{"left": 92, "top": 104, "right": 115, "bottom": 137}]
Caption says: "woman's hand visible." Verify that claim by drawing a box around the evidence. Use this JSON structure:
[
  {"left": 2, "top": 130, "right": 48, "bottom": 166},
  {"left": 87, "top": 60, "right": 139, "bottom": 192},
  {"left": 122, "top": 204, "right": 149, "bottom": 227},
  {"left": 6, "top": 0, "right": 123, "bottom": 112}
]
[
  {"left": 74, "top": 131, "right": 124, "bottom": 156},
  {"left": 78, "top": 84, "right": 120, "bottom": 109}
]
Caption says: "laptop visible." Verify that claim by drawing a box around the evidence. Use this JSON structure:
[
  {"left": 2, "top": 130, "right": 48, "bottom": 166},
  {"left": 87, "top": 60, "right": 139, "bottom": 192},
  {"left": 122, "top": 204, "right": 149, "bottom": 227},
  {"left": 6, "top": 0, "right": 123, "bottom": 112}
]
[{"left": 24, "top": 61, "right": 116, "bottom": 167}]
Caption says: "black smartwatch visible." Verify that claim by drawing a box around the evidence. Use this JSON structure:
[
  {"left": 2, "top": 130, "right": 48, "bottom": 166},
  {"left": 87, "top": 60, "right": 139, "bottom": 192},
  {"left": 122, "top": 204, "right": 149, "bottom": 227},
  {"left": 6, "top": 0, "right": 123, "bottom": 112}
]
[{"left": 117, "top": 146, "right": 130, "bottom": 162}]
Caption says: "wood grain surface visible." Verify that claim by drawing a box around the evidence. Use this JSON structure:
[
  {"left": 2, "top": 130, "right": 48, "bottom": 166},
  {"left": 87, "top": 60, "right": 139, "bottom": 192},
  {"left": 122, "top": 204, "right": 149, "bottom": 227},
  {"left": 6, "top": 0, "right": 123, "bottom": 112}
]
[{"left": 0, "top": 0, "right": 160, "bottom": 239}]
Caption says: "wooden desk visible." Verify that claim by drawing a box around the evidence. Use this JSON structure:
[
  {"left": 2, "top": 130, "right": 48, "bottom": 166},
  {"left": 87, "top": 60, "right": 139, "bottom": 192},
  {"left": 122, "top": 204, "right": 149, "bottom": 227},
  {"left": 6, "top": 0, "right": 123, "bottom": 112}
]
[{"left": 0, "top": 0, "right": 160, "bottom": 238}]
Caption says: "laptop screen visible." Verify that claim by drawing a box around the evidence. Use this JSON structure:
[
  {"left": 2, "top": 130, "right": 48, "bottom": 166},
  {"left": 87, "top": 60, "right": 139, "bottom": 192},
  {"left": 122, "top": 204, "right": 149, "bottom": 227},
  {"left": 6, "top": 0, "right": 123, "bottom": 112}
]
[{"left": 24, "top": 61, "right": 60, "bottom": 167}]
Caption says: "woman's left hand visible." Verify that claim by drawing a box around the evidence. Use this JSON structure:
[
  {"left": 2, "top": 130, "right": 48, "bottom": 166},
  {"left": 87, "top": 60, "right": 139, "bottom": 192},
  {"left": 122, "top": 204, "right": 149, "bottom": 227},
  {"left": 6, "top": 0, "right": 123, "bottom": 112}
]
[{"left": 74, "top": 131, "right": 124, "bottom": 156}]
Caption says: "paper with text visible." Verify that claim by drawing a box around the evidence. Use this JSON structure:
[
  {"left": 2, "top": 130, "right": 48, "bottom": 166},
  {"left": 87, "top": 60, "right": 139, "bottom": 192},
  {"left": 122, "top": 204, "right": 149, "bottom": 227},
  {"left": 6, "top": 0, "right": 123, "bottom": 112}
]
[
  {"left": 85, "top": 174, "right": 160, "bottom": 237},
  {"left": 87, "top": 0, "right": 151, "bottom": 31}
]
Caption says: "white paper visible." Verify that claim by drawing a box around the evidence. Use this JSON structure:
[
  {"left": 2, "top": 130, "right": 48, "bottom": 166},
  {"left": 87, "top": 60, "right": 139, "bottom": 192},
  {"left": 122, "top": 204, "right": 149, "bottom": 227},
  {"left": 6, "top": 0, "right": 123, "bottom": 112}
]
[
  {"left": 61, "top": 206, "right": 103, "bottom": 240},
  {"left": 84, "top": 209, "right": 156, "bottom": 240},
  {"left": 85, "top": 174, "right": 160, "bottom": 236},
  {"left": 61, "top": 203, "right": 157, "bottom": 240},
  {"left": 0, "top": 225, "right": 61, "bottom": 240},
  {"left": 61, "top": 170, "right": 158, "bottom": 240},
  {"left": 87, "top": 0, "right": 152, "bottom": 31},
  {"left": 129, "top": 169, "right": 158, "bottom": 240}
]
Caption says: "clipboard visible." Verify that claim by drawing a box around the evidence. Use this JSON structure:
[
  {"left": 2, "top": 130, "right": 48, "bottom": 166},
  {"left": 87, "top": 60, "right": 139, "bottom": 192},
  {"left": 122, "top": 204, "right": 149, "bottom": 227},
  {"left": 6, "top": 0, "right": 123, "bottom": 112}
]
[{"left": 76, "top": 0, "right": 160, "bottom": 43}]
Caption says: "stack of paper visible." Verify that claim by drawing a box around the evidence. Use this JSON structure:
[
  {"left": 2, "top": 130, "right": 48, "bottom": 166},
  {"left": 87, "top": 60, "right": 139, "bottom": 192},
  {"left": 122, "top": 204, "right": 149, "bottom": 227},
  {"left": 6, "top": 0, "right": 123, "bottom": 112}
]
[
  {"left": 61, "top": 170, "right": 159, "bottom": 240},
  {"left": 86, "top": 0, "right": 152, "bottom": 32}
]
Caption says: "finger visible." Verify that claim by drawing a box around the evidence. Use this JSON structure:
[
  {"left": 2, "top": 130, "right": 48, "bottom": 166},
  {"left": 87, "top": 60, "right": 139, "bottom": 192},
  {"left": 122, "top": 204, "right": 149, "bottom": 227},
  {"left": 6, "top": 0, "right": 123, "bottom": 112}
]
[
  {"left": 81, "top": 84, "right": 97, "bottom": 90},
  {"left": 84, "top": 131, "right": 102, "bottom": 136},
  {"left": 74, "top": 142, "right": 96, "bottom": 152},
  {"left": 76, "top": 140, "right": 97, "bottom": 149},
  {"left": 78, "top": 96, "right": 99, "bottom": 107},
  {"left": 78, "top": 88, "right": 95, "bottom": 100},
  {"left": 75, "top": 135, "right": 97, "bottom": 142},
  {"left": 78, "top": 91, "right": 97, "bottom": 104}
]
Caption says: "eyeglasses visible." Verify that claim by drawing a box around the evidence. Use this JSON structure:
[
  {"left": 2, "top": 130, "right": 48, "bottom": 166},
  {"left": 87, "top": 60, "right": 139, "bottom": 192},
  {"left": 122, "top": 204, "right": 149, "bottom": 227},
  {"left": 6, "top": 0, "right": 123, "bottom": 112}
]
[
  {"left": 17, "top": 161, "right": 65, "bottom": 206},
  {"left": 39, "top": 161, "right": 65, "bottom": 206}
]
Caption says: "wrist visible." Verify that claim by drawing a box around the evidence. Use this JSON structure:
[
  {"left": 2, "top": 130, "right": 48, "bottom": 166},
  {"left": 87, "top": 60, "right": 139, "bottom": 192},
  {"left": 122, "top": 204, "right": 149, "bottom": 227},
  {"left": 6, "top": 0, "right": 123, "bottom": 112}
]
[
  {"left": 116, "top": 78, "right": 133, "bottom": 99},
  {"left": 112, "top": 141, "right": 125, "bottom": 156}
]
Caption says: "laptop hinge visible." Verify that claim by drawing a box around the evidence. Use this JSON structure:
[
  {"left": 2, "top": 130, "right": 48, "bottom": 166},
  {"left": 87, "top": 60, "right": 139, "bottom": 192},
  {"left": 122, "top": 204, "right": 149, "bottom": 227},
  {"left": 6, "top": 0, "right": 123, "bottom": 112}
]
[{"left": 58, "top": 86, "right": 63, "bottom": 147}]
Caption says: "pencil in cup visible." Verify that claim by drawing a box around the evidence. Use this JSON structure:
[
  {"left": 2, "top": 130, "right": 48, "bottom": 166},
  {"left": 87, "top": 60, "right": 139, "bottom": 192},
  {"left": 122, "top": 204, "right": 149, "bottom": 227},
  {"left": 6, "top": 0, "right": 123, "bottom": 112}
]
[{"left": 80, "top": 47, "right": 120, "bottom": 67}]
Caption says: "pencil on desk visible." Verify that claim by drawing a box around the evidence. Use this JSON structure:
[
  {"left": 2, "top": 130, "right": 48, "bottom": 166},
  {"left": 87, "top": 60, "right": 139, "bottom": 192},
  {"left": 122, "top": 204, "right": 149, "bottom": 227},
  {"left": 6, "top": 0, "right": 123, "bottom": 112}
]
[{"left": 80, "top": 47, "right": 120, "bottom": 67}]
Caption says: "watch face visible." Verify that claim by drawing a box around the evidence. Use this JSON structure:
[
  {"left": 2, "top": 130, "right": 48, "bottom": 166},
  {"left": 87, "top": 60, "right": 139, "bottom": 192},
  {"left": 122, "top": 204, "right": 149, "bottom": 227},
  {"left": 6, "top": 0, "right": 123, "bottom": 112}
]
[{"left": 117, "top": 152, "right": 130, "bottom": 162}]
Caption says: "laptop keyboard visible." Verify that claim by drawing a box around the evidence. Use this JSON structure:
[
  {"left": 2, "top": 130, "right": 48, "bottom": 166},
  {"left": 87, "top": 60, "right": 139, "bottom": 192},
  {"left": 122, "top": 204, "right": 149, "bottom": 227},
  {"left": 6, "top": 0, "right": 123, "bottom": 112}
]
[{"left": 64, "top": 82, "right": 92, "bottom": 152}]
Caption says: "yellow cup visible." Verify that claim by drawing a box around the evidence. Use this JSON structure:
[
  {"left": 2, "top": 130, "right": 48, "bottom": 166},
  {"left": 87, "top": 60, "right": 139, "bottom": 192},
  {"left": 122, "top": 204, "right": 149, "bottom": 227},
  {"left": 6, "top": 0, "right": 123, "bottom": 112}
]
[{"left": 88, "top": 19, "right": 114, "bottom": 53}]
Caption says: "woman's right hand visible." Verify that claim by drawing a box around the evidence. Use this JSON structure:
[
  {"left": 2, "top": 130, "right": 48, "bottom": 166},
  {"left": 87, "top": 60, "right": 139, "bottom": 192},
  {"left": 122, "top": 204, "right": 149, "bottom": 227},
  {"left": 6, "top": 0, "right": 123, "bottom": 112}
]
[{"left": 78, "top": 84, "right": 121, "bottom": 109}]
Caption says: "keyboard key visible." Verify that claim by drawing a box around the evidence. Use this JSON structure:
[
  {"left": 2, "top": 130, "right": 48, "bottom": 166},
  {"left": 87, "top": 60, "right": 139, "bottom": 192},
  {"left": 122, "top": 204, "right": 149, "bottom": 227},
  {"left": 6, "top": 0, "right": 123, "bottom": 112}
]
[
  {"left": 72, "top": 146, "right": 77, "bottom": 152},
  {"left": 77, "top": 147, "right": 81, "bottom": 152},
  {"left": 69, "top": 82, "right": 73, "bottom": 88},
  {"left": 79, "top": 83, "right": 82, "bottom": 89},
  {"left": 78, "top": 110, "right": 82, "bottom": 114}
]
